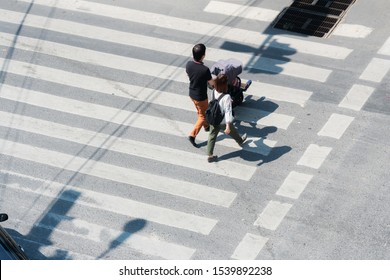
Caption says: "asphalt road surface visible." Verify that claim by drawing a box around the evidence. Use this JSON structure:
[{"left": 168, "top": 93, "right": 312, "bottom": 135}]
[{"left": 0, "top": 0, "right": 389, "bottom": 260}]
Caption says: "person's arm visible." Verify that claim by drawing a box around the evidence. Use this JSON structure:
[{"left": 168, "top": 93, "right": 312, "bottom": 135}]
[
  {"left": 224, "top": 122, "right": 231, "bottom": 134},
  {"left": 223, "top": 95, "right": 233, "bottom": 134},
  {"left": 208, "top": 77, "right": 216, "bottom": 89}
]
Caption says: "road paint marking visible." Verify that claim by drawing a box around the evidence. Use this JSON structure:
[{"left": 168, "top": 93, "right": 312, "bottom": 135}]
[
  {"left": 297, "top": 144, "right": 332, "bottom": 169},
  {"left": 332, "top": 24, "right": 373, "bottom": 38},
  {"left": 317, "top": 113, "right": 355, "bottom": 139},
  {"left": 1, "top": 153, "right": 218, "bottom": 235},
  {"left": 247, "top": 82, "right": 312, "bottom": 107},
  {"left": 378, "top": 36, "right": 390, "bottom": 56},
  {"left": 254, "top": 200, "right": 293, "bottom": 231},
  {"left": 0, "top": 14, "right": 313, "bottom": 106},
  {"left": 0, "top": 138, "right": 236, "bottom": 210},
  {"left": 0, "top": 33, "right": 295, "bottom": 131},
  {"left": 13, "top": 0, "right": 352, "bottom": 60},
  {"left": 242, "top": 54, "right": 331, "bottom": 82},
  {"left": 359, "top": 57, "right": 390, "bottom": 83},
  {"left": 45, "top": 213, "right": 196, "bottom": 259},
  {"left": 339, "top": 84, "right": 375, "bottom": 111},
  {"left": 12, "top": 208, "right": 194, "bottom": 259},
  {"left": 204, "top": 1, "right": 372, "bottom": 39},
  {"left": 0, "top": 35, "right": 295, "bottom": 130},
  {"left": 0, "top": 170, "right": 213, "bottom": 245},
  {"left": 0, "top": 83, "right": 276, "bottom": 155},
  {"left": 37, "top": 244, "right": 94, "bottom": 260},
  {"left": 0, "top": 110, "right": 256, "bottom": 181},
  {"left": 276, "top": 171, "right": 313, "bottom": 200},
  {"left": 0, "top": 13, "right": 330, "bottom": 83},
  {"left": 234, "top": 106, "right": 294, "bottom": 129},
  {"left": 231, "top": 233, "right": 268, "bottom": 260},
  {"left": 204, "top": 1, "right": 278, "bottom": 22}
]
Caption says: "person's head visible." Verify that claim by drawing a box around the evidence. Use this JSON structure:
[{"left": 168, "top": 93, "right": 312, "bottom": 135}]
[
  {"left": 214, "top": 74, "right": 228, "bottom": 93},
  {"left": 192, "top": 43, "right": 206, "bottom": 62}
]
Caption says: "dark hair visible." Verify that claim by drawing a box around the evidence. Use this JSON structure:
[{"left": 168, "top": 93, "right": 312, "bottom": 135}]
[
  {"left": 192, "top": 43, "right": 206, "bottom": 62},
  {"left": 214, "top": 74, "right": 228, "bottom": 93}
]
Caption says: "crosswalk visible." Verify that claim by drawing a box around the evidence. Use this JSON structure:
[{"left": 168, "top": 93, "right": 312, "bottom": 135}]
[{"left": 0, "top": 0, "right": 370, "bottom": 259}]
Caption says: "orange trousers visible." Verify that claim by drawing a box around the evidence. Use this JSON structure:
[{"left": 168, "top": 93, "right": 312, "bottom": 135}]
[{"left": 190, "top": 98, "right": 209, "bottom": 138}]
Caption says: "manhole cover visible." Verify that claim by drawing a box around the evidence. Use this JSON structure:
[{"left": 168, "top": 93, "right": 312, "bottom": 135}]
[{"left": 273, "top": 0, "right": 357, "bottom": 38}]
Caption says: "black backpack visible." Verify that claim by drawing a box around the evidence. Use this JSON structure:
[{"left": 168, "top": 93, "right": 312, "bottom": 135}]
[{"left": 205, "top": 93, "right": 226, "bottom": 126}]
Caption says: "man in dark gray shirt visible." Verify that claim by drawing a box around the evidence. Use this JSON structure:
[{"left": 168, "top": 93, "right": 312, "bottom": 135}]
[{"left": 186, "top": 43, "right": 214, "bottom": 147}]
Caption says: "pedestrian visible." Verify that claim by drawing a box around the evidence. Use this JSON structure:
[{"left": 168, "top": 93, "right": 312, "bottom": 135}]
[
  {"left": 186, "top": 43, "right": 215, "bottom": 147},
  {"left": 206, "top": 74, "right": 247, "bottom": 163}
]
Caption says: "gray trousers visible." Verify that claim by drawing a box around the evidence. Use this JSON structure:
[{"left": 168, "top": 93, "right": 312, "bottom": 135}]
[{"left": 207, "top": 123, "right": 243, "bottom": 156}]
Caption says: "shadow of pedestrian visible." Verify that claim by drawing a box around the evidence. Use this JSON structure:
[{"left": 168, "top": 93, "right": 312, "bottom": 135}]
[
  {"left": 218, "top": 142, "right": 291, "bottom": 166},
  {"left": 220, "top": 37, "right": 296, "bottom": 76},
  {"left": 217, "top": 121, "right": 290, "bottom": 165}
]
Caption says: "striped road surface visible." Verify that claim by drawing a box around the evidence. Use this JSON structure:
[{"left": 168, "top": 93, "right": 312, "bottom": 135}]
[{"left": 0, "top": 0, "right": 372, "bottom": 259}]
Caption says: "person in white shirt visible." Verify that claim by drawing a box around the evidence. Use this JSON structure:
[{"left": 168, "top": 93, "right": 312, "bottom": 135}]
[{"left": 206, "top": 74, "right": 247, "bottom": 163}]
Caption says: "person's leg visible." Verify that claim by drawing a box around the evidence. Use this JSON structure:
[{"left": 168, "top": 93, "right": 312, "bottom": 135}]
[
  {"left": 227, "top": 124, "right": 247, "bottom": 146},
  {"left": 190, "top": 98, "right": 209, "bottom": 138},
  {"left": 206, "top": 125, "right": 220, "bottom": 162}
]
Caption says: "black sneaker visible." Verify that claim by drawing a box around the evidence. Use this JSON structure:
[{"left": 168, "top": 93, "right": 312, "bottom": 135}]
[
  {"left": 188, "top": 136, "right": 198, "bottom": 147},
  {"left": 207, "top": 155, "right": 218, "bottom": 163}
]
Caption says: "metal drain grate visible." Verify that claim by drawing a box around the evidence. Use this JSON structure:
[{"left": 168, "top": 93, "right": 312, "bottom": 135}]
[{"left": 273, "top": 0, "right": 357, "bottom": 37}]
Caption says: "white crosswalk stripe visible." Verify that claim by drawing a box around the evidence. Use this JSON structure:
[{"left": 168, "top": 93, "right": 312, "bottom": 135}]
[
  {"left": 12, "top": 0, "right": 354, "bottom": 59},
  {"left": 0, "top": 83, "right": 276, "bottom": 154},
  {"left": 3, "top": 175, "right": 197, "bottom": 259},
  {"left": 0, "top": 9, "right": 328, "bottom": 87},
  {"left": 0, "top": 110, "right": 255, "bottom": 181},
  {"left": 0, "top": 0, "right": 370, "bottom": 259},
  {"left": 204, "top": 0, "right": 373, "bottom": 39}
]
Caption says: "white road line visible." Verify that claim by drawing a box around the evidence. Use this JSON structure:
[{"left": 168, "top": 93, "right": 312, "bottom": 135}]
[
  {"left": 0, "top": 138, "right": 235, "bottom": 210},
  {"left": 204, "top": 0, "right": 372, "bottom": 39},
  {"left": 276, "top": 171, "right": 313, "bottom": 200},
  {"left": 332, "top": 24, "right": 373, "bottom": 38},
  {"left": 339, "top": 84, "right": 375, "bottom": 111},
  {"left": 0, "top": 29, "right": 187, "bottom": 83},
  {"left": 2, "top": 31, "right": 313, "bottom": 107},
  {"left": 0, "top": 33, "right": 294, "bottom": 131},
  {"left": 0, "top": 32, "right": 295, "bottom": 129},
  {"left": 317, "top": 113, "right": 355, "bottom": 140},
  {"left": 359, "top": 58, "right": 390, "bottom": 83},
  {"left": 45, "top": 213, "right": 196, "bottom": 259},
  {"left": 254, "top": 200, "right": 292, "bottom": 231},
  {"left": 204, "top": 1, "right": 278, "bottom": 22},
  {"left": 37, "top": 244, "right": 94, "bottom": 260},
  {"left": 11, "top": 207, "right": 194, "bottom": 259},
  {"left": 1, "top": 49, "right": 290, "bottom": 140},
  {"left": 0, "top": 146, "right": 218, "bottom": 235},
  {"left": 234, "top": 106, "right": 294, "bottom": 130},
  {"left": 243, "top": 54, "right": 331, "bottom": 82},
  {"left": 297, "top": 144, "right": 332, "bottom": 169},
  {"left": 231, "top": 233, "right": 268, "bottom": 260},
  {"left": 14, "top": 0, "right": 353, "bottom": 60},
  {"left": 248, "top": 82, "right": 312, "bottom": 107},
  {"left": 0, "top": 17, "right": 312, "bottom": 107},
  {"left": 2, "top": 173, "right": 211, "bottom": 248},
  {"left": 378, "top": 37, "right": 390, "bottom": 56},
  {"left": 0, "top": 110, "right": 255, "bottom": 181},
  {"left": 0, "top": 83, "right": 274, "bottom": 155},
  {"left": 0, "top": 12, "right": 331, "bottom": 83}
]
